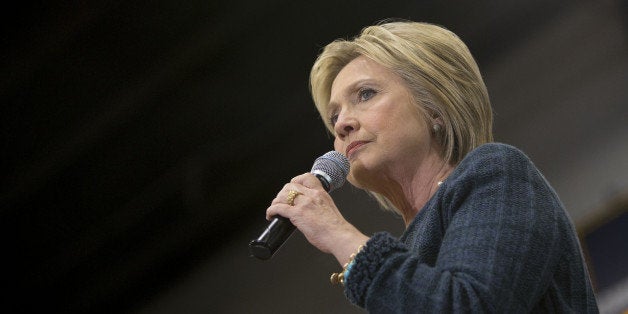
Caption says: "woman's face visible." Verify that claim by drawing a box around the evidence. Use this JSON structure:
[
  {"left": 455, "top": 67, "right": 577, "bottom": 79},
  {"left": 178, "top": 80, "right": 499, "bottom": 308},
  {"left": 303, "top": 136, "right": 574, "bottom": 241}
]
[{"left": 329, "top": 56, "right": 433, "bottom": 189}]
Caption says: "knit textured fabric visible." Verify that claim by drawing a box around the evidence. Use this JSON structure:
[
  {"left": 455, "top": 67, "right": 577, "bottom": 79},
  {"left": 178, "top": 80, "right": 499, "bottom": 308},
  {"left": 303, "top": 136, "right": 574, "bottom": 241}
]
[{"left": 344, "top": 143, "right": 598, "bottom": 313}]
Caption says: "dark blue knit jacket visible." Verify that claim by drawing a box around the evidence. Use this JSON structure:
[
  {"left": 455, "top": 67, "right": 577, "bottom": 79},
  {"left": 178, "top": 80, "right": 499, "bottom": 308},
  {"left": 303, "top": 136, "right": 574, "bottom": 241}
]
[{"left": 344, "top": 143, "right": 598, "bottom": 313}]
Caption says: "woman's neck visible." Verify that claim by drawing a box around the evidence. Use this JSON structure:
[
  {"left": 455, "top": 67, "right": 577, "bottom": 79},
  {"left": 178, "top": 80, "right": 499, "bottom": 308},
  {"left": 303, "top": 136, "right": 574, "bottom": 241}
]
[{"left": 378, "top": 153, "right": 454, "bottom": 226}]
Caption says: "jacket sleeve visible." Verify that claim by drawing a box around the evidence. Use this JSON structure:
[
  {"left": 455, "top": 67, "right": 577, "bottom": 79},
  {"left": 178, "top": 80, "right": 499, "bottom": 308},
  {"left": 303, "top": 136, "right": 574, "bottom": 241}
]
[{"left": 344, "top": 144, "right": 566, "bottom": 313}]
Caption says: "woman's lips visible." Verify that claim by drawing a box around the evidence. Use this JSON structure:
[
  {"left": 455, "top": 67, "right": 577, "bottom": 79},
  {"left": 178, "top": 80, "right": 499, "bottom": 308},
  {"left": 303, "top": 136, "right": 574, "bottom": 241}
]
[{"left": 346, "top": 141, "right": 369, "bottom": 159}]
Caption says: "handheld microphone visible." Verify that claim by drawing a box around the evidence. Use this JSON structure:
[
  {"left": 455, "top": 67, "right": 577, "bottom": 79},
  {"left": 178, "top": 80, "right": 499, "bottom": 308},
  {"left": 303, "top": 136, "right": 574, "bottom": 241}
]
[{"left": 248, "top": 151, "right": 350, "bottom": 260}]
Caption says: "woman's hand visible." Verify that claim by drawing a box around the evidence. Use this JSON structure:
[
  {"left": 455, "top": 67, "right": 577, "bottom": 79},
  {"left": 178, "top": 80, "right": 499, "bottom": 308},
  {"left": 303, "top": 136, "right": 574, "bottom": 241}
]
[{"left": 266, "top": 173, "right": 369, "bottom": 265}]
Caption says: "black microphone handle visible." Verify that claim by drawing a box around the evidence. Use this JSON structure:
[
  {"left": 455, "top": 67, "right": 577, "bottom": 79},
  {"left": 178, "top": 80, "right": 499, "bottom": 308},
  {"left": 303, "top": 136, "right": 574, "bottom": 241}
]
[{"left": 248, "top": 174, "right": 329, "bottom": 260}]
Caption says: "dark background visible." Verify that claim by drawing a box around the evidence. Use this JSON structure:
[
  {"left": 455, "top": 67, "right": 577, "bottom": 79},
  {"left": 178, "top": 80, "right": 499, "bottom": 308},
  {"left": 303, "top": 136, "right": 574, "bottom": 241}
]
[{"left": 2, "top": 1, "right": 627, "bottom": 313}]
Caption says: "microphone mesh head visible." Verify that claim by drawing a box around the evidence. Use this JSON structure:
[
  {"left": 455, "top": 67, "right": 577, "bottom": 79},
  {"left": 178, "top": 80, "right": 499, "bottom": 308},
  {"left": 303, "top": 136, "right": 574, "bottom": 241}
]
[{"left": 311, "top": 151, "right": 350, "bottom": 192}]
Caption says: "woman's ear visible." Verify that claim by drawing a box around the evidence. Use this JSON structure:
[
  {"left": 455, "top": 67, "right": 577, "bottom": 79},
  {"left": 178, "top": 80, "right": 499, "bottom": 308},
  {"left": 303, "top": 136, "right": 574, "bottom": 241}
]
[
  {"left": 432, "top": 123, "right": 442, "bottom": 133},
  {"left": 430, "top": 113, "right": 444, "bottom": 134}
]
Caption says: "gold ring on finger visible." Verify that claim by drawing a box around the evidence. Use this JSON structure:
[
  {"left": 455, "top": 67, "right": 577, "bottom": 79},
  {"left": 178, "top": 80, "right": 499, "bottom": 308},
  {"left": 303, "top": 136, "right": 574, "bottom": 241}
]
[{"left": 286, "top": 190, "right": 302, "bottom": 206}]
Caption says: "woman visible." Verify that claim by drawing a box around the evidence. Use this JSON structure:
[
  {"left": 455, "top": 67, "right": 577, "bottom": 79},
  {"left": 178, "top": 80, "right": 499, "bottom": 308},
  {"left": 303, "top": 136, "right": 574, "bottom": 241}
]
[{"left": 266, "top": 21, "right": 598, "bottom": 312}]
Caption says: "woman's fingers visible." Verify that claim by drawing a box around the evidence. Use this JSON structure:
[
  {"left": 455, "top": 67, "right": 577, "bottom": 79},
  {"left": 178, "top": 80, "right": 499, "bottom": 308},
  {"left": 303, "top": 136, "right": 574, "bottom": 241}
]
[
  {"left": 270, "top": 182, "right": 308, "bottom": 206},
  {"left": 269, "top": 172, "right": 324, "bottom": 205},
  {"left": 267, "top": 181, "right": 312, "bottom": 220},
  {"left": 266, "top": 202, "right": 293, "bottom": 221},
  {"left": 291, "top": 173, "right": 325, "bottom": 190}
]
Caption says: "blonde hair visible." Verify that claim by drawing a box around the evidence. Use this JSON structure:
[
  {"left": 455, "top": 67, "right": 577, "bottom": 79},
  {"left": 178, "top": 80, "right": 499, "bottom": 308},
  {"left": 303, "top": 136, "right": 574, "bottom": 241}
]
[{"left": 310, "top": 21, "right": 493, "bottom": 213}]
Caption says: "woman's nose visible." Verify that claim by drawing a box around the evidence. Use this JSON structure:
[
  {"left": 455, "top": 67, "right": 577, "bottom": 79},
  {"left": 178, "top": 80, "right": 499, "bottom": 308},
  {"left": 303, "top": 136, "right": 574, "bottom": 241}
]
[{"left": 333, "top": 110, "right": 358, "bottom": 139}]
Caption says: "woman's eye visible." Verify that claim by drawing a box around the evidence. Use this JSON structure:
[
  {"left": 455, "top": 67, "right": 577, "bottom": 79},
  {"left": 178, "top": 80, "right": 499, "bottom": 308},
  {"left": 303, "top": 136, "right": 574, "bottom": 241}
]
[
  {"left": 329, "top": 113, "right": 339, "bottom": 126},
  {"left": 358, "top": 88, "right": 376, "bottom": 102}
]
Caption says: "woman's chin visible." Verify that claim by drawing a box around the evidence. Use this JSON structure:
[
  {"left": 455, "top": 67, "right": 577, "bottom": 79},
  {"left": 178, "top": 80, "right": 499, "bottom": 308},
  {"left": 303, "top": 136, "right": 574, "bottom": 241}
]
[{"left": 347, "top": 162, "right": 377, "bottom": 190}]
